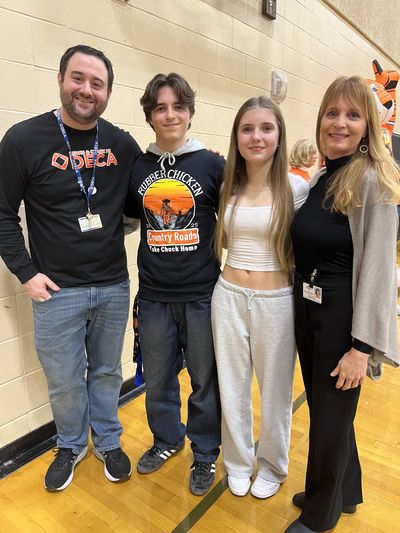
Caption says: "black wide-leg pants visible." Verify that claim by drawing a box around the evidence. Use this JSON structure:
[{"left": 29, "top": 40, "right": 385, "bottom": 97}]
[{"left": 294, "top": 274, "right": 363, "bottom": 531}]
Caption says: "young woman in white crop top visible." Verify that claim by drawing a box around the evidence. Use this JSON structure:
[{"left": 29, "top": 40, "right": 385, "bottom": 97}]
[{"left": 211, "top": 96, "right": 308, "bottom": 499}]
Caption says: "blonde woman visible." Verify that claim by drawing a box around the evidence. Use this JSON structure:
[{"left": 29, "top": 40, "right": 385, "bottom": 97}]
[
  {"left": 287, "top": 76, "right": 400, "bottom": 532},
  {"left": 211, "top": 97, "right": 308, "bottom": 499},
  {"left": 288, "top": 138, "right": 318, "bottom": 182}
]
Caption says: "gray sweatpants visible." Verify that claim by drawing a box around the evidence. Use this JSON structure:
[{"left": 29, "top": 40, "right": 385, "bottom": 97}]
[{"left": 211, "top": 275, "right": 296, "bottom": 483}]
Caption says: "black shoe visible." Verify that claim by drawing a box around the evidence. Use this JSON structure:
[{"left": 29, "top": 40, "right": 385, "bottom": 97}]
[
  {"left": 189, "top": 461, "right": 216, "bottom": 496},
  {"left": 94, "top": 447, "right": 131, "bottom": 482},
  {"left": 285, "top": 518, "right": 320, "bottom": 532},
  {"left": 44, "top": 447, "right": 87, "bottom": 491},
  {"left": 292, "top": 491, "right": 357, "bottom": 514},
  {"left": 137, "top": 444, "right": 184, "bottom": 474}
]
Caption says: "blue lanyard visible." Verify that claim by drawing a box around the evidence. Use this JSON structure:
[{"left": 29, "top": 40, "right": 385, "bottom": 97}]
[{"left": 56, "top": 109, "right": 99, "bottom": 213}]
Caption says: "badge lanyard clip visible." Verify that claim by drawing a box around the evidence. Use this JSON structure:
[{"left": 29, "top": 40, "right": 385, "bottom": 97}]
[{"left": 309, "top": 268, "right": 317, "bottom": 288}]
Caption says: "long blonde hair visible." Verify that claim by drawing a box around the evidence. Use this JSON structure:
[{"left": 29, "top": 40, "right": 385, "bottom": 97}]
[
  {"left": 316, "top": 76, "right": 400, "bottom": 213},
  {"left": 215, "top": 96, "right": 294, "bottom": 275}
]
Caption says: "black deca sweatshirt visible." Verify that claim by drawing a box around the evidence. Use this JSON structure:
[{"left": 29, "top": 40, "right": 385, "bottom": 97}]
[{"left": 0, "top": 111, "right": 141, "bottom": 286}]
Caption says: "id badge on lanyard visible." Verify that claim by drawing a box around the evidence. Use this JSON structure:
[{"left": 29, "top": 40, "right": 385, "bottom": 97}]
[
  {"left": 56, "top": 109, "right": 103, "bottom": 232},
  {"left": 302, "top": 268, "right": 322, "bottom": 304},
  {"left": 78, "top": 212, "right": 103, "bottom": 232}
]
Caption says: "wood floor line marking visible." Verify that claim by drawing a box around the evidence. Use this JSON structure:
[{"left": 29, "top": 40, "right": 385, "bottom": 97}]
[{"left": 171, "top": 390, "right": 307, "bottom": 533}]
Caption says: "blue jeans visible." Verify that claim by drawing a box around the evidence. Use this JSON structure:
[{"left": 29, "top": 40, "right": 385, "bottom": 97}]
[
  {"left": 32, "top": 280, "right": 130, "bottom": 453},
  {"left": 138, "top": 297, "right": 221, "bottom": 462}
]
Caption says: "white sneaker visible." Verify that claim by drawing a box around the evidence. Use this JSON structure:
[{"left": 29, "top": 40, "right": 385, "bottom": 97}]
[
  {"left": 251, "top": 476, "right": 280, "bottom": 499},
  {"left": 227, "top": 475, "right": 251, "bottom": 496}
]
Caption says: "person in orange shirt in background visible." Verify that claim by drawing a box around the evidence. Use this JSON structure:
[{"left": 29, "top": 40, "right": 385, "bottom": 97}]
[{"left": 288, "top": 138, "right": 318, "bottom": 182}]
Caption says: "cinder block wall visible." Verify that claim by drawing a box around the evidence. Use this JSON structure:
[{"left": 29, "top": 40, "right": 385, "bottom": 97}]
[{"left": 0, "top": 0, "right": 398, "bottom": 448}]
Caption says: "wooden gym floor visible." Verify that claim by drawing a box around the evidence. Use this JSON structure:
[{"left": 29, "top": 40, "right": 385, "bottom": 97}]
[{"left": 0, "top": 354, "right": 399, "bottom": 532}]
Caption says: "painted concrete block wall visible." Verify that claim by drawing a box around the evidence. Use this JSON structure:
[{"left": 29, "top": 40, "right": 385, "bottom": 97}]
[
  {"left": 325, "top": 0, "right": 400, "bottom": 63},
  {"left": 0, "top": 0, "right": 398, "bottom": 448}
]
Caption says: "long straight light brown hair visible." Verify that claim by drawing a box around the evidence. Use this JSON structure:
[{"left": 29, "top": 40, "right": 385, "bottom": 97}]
[
  {"left": 215, "top": 96, "right": 294, "bottom": 276},
  {"left": 316, "top": 76, "right": 400, "bottom": 212}
]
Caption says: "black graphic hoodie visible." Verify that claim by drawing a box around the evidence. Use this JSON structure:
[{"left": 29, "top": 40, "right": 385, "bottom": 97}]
[{"left": 127, "top": 139, "right": 225, "bottom": 302}]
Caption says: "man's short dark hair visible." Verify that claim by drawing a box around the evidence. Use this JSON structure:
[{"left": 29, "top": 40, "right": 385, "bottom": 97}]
[
  {"left": 59, "top": 45, "right": 114, "bottom": 93},
  {"left": 140, "top": 73, "right": 196, "bottom": 129}
]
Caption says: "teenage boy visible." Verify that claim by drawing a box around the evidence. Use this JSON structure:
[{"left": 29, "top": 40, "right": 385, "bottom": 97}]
[{"left": 127, "top": 73, "right": 223, "bottom": 495}]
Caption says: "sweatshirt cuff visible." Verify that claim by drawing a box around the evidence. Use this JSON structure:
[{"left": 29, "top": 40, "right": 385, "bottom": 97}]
[
  {"left": 352, "top": 338, "right": 372, "bottom": 355},
  {"left": 15, "top": 263, "right": 39, "bottom": 284}
]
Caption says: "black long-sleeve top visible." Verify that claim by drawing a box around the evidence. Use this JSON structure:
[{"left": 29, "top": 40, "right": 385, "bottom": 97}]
[
  {"left": 291, "top": 155, "right": 353, "bottom": 280},
  {"left": 0, "top": 112, "right": 141, "bottom": 286},
  {"left": 291, "top": 155, "right": 372, "bottom": 354}
]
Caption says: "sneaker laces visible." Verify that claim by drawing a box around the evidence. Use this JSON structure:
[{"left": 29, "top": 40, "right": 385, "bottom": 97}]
[
  {"left": 190, "top": 461, "right": 212, "bottom": 475},
  {"left": 148, "top": 445, "right": 163, "bottom": 456},
  {"left": 103, "top": 448, "right": 124, "bottom": 465},
  {"left": 51, "top": 448, "right": 75, "bottom": 470}
]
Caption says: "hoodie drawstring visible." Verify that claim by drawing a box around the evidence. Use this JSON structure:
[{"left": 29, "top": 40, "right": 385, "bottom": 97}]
[{"left": 157, "top": 152, "right": 176, "bottom": 171}]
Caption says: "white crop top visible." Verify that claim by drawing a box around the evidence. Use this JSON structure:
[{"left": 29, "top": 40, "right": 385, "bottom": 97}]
[
  {"left": 224, "top": 205, "right": 280, "bottom": 271},
  {"left": 224, "top": 173, "right": 309, "bottom": 271}
]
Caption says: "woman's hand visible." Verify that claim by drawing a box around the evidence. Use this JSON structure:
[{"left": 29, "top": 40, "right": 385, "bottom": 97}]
[{"left": 330, "top": 348, "right": 369, "bottom": 390}]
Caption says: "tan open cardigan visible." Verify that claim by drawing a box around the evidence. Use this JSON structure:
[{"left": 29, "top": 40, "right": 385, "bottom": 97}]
[{"left": 310, "top": 167, "right": 399, "bottom": 380}]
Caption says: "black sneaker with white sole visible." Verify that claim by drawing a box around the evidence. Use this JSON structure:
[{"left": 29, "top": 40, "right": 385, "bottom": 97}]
[
  {"left": 189, "top": 461, "right": 216, "bottom": 495},
  {"left": 137, "top": 444, "right": 184, "bottom": 474},
  {"left": 94, "top": 447, "right": 132, "bottom": 482},
  {"left": 44, "top": 447, "right": 87, "bottom": 491}
]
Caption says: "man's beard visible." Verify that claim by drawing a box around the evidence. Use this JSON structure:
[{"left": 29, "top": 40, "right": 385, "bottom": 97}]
[{"left": 60, "top": 87, "right": 107, "bottom": 126}]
